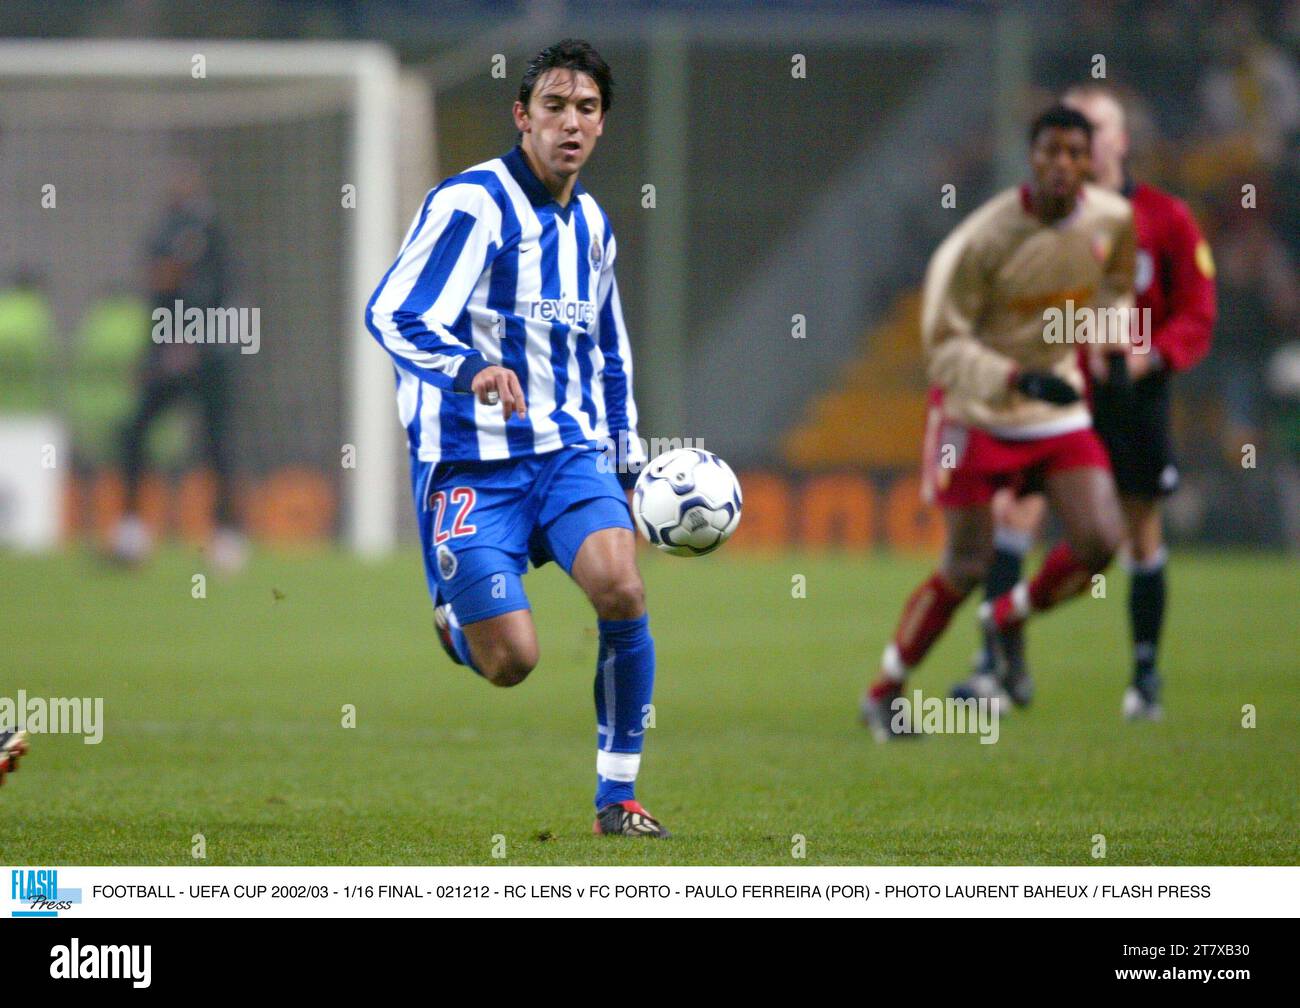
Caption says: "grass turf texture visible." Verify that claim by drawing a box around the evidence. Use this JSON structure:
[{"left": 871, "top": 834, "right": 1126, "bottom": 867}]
[{"left": 1, "top": 546, "right": 1295, "bottom": 865}]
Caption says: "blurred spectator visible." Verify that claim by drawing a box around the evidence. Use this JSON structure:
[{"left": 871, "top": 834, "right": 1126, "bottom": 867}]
[
  {"left": 1130, "top": 0, "right": 1211, "bottom": 141},
  {"left": 0, "top": 267, "right": 54, "bottom": 414},
  {"left": 68, "top": 288, "right": 153, "bottom": 468},
  {"left": 1266, "top": 342, "right": 1300, "bottom": 551},
  {"left": 1207, "top": 185, "right": 1299, "bottom": 447},
  {"left": 1274, "top": 130, "right": 1300, "bottom": 264},
  {"left": 0, "top": 267, "right": 63, "bottom": 552},
  {"left": 1196, "top": 5, "right": 1300, "bottom": 168}
]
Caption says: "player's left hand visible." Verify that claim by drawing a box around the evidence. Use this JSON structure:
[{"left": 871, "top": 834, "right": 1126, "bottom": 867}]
[{"left": 472, "top": 365, "right": 528, "bottom": 421}]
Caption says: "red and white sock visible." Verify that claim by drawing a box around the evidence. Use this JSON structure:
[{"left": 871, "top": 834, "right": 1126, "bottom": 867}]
[
  {"left": 985, "top": 542, "right": 1092, "bottom": 631},
  {"left": 872, "top": 572, "right": 967, "bottom": 694},
  {"left": 1028, "top": 542, "right": 1093, "bottom": 611}
]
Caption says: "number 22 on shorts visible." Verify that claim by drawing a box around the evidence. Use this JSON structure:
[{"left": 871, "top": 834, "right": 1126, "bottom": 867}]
[{"left": 429, "top": 487, "right": 477, "bottom": 544}]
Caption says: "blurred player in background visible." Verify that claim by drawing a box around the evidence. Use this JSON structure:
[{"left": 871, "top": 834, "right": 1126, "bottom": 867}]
[
  {"left": 367, "top": 41, "right": 667, "bottom": 836},
  {"left": 956, "top": 85, "right": 1216, "bottom": 721},
  {"left": 862, "top": 106, "right": 1136, "bottom": 741},
  {"left": 110, "top": 160, "right": 245, "bottom": 572}
]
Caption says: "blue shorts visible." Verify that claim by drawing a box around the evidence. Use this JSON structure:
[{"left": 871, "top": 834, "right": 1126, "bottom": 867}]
[{"left": 411, "top": 445, "right": 633, "bottom": 625}]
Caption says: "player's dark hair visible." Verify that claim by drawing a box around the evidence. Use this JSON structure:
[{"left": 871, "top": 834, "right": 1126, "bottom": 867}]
[
  {"left": 518, "top": 39, "right": 612, "bottom": 113},
  {"left": 1029, "top": 104, "right": 1093, "bottom": 145}
]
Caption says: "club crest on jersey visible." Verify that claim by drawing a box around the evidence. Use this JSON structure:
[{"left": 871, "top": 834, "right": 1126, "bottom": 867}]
[
  {"left": 437, "top": 543, "right": 458, "bottom": 580},
  {"left": 589, "top": 235, "right": 603, "bottom": 271}
]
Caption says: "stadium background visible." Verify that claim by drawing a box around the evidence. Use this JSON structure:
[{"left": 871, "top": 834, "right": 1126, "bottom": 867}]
[
  {"left": 2, "top": 0, "right": 1298, "bottom": 552},
  {"left": 0, "top": 2, "right": 1296, "bottom": 867}
]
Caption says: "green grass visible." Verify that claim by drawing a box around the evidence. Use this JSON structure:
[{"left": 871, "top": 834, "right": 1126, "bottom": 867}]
[{"left": 0, "top": 546, "right": 1295, "bottom": 865}]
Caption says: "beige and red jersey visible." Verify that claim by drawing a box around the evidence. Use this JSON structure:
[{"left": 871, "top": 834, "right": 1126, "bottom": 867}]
[{"left": 922, "top": 182, "right": 1136, "bottom": 438}]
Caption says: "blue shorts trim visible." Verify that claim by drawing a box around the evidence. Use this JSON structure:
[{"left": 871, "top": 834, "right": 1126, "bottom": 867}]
[{"left": 444, "top": 570, "right": 530, "bottom": 624}]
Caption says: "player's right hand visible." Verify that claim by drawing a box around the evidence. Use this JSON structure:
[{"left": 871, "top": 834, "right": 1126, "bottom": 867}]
[
  {"left": 472, "top": 365, "right": 527, "bottom": 421},
  {"left": 1012, "top": 369, "right": 1080, "bottom": 406}
]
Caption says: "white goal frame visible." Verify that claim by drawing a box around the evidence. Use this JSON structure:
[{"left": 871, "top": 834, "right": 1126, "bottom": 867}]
[{"left": 0, "top": 39, "right": 407, "bottom": 556}]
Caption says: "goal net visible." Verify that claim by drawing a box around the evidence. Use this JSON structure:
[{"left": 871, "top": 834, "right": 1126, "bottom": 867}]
[{"left": 0, "top": 40, "right": 427, "bottom": 556}]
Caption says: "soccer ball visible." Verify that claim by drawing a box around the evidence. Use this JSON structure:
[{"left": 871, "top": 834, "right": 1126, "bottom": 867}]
[{"left": 632, "top": 448, "right": 742, "bottom": 556}]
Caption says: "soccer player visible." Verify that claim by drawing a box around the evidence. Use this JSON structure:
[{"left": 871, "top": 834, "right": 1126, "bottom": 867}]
[
  {"left": 110, "top": 161, "right": 245, "bottom": 573},
  {"left": 957, "top": 85, "right": 1216, "bottom": 720},
  {"left": 0, "top": 729, "right": 28, "bottom": 787},
  {"left": 366, "top": 40, "right": 667, "bottom": 836},
  {"left": 861, "top": 106, "right": 1135, "bottom": 741}
]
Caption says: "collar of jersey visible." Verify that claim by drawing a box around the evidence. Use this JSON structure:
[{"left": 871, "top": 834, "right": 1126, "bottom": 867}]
[
  {"left": 1020, "top": 181, "right": 1086, "bottom": 229},
  {"left": 504, "top": 145, "right": 585, "bottom": 221}
]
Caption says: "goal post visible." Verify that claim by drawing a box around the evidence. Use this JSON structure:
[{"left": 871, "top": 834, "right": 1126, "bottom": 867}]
[{"left": 0, "top": 39, "right": 421, "bottom": 556}]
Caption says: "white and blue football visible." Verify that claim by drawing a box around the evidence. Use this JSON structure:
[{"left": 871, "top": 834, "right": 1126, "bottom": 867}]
[{"left": 632, "top": 448, "right": 742, "bottom": 556}]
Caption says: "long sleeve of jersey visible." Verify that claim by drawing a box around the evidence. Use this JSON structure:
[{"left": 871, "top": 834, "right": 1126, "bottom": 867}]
[
  {"left": 595, "top": 232, "right": 645, "bottom": 471},
  {"left": 922, "top": 228, "right": 1018, "bottom": 403},
  {"left": 1152, "top": 201, "right": 1217, "bottom": 371},
  {"left": 366, "top": 182, "right": 497, "bottom": 393}
]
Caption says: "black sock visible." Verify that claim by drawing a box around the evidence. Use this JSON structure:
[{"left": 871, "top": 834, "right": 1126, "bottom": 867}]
[
  {"left": 981, "top": 544, "right": 1025, "bottom": 671},
  {"left": 1129, "top": 560, "right": 1166, "bottom": 681}
]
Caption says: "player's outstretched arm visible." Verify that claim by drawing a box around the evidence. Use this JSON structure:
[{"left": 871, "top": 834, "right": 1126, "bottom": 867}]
[{"left": 470, "top": 365, "right": 527, "bottom": 421}]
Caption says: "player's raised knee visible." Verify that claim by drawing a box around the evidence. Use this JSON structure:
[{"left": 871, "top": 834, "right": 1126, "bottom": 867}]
[
  {"left": 483, "top": 660, "right": 535, "bottom": 688},
  {"left": 587, "top": 572, "right": 645, "bottom": 621},
  {"left": 473, "top": 634, "right": 538, "bottom": 691},
  {"left": 479, "top": 643, "right": 539, "bottom": 687},
  {"left": 1077, "top": 520, "right": 1123, "bottom": 574}
]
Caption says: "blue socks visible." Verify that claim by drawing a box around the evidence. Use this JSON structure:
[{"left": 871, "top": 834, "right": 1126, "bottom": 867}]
[{"left": 593, "top": 614, "right": 655, "bottom": 809}]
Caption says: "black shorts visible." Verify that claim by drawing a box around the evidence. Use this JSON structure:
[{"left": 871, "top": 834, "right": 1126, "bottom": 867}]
[{"left": 1091, "top": 371, "right": 1179, "bottom": 499}]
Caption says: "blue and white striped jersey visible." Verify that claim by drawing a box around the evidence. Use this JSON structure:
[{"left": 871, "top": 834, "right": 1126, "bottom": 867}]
[{"left": 366, "top": 146, "right": 643, "bottom": 468}]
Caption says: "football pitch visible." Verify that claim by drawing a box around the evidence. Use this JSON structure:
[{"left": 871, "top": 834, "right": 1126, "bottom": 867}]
[{"left": 1, "top": 546, "right": 1295, "bottom": 866}]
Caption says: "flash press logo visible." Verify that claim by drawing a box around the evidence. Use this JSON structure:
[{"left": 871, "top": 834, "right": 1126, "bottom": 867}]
[
  {"left": 50, "top": 939, "right": 151, "bottom": 988},
  {"left": 11, "top": 868, "right": 81, "bottom": 917}
]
